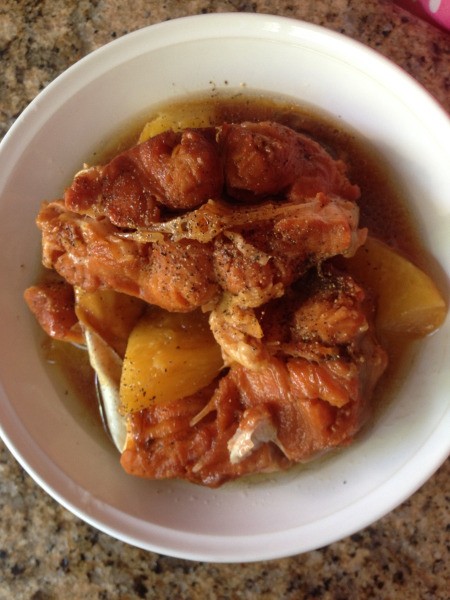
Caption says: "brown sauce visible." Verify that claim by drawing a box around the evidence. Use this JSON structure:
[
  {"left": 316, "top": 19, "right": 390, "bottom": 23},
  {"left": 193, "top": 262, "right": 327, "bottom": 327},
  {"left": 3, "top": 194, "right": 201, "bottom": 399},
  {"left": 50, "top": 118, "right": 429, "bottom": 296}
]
[{"left": 44, "top": 91, "right": 437, "bottom": 438}]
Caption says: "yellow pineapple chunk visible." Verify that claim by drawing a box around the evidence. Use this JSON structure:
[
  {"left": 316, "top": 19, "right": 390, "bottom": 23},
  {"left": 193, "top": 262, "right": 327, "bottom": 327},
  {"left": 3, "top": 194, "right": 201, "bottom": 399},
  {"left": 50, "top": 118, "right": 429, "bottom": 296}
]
[
  {"left": 120, "top": 308, "right": 224, "bottom": 413},
  {"left": 346, "top": 237, "right": 446, "bottom": 336},
  {"left": 138, "top": 107, "right": 215, "bottom": 143}
]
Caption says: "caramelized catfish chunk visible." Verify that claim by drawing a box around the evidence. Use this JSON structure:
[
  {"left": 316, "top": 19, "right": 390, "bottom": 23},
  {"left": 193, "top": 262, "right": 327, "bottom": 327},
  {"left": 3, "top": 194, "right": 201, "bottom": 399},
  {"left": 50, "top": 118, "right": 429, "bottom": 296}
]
[
  {"left": 219, "top": 121, "right": 301, "bottom": 200},
  {"left": 261, "top": 268, "right": 372, "bottom": 357},
  {"left": 120, "top": 270, "right": 387, "bottom": 487},
  {"left": 64, "top": 154, "right": 161, "bottom": 230},
  {"left": 219, "top": 121, "right": 360, "bottom": 202},
  {"left": 247, "top": 269, "right": 387, "bottom": 460},
  {"left": 228, "top": 354, "right": 367, "bottom": 466},
  {"left": 213, "top": 194, "right": 366, "bottom": 297},
  {"left": 148, "top": 128, "right": 224, "bottom": 210},
  {"left": 146, "top": 238, "right": 219, "bottom": 312},
  {"left": 24, "top": 276, "right": 83, "bottom": 344},
  {"left": 210, "top": 195, "right": 367, "bottom": 368},
  {"left": 38, "top": 200, "right": 150, "bottom": 296},
  {"left": 121, "top": 377, "right": 290, "bottom": 487},
  {"left": 37, "top": 200, "right": 219, "bottom": 312},
  {"left": 287, "top": 145, "right": 360, "bottom": 202},
  {"left": 65, "top": 128, "right": 223, "bottom": 227}
]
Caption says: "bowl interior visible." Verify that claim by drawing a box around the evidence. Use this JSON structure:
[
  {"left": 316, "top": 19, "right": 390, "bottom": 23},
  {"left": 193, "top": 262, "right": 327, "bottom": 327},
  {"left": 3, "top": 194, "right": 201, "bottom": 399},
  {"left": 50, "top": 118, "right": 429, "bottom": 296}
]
[{"left": 0, "top": 14, "right": 449, "bottom": 562}]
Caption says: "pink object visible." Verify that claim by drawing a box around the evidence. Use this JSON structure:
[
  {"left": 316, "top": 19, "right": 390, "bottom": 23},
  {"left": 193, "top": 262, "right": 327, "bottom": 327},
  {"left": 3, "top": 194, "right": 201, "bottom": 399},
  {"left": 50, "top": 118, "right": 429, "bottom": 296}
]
[{"left": 394, "top": 0, "right": 450, "bottom": 30}]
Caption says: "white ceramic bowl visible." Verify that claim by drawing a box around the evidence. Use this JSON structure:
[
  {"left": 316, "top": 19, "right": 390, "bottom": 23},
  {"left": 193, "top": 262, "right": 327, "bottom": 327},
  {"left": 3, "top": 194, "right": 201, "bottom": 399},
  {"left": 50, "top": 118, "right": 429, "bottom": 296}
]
[{"left": 0, "top": 14, "right": 449, "bottom": 562}]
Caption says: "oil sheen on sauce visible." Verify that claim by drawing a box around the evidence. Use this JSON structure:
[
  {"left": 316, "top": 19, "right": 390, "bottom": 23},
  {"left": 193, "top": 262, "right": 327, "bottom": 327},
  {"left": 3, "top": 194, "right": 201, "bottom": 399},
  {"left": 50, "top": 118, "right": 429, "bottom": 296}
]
[{"left": 45, "top": 91, "right": 434, "bottom": 443}]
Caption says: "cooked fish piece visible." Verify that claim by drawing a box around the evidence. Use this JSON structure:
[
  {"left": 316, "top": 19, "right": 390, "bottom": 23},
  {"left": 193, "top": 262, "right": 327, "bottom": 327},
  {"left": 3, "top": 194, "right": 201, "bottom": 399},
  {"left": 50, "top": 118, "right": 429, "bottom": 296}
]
[
  {"left": 36, "top": 200, "right": 219, "bottom": 313},
  {"left": 218, "top": 121, "right": 360, "bottom": 201},
  {"left": 24, "top": 275, "right": 83, "bottom": 344},
  {"left": 65, "top": 127, "right": 223, "bottom": 226}
]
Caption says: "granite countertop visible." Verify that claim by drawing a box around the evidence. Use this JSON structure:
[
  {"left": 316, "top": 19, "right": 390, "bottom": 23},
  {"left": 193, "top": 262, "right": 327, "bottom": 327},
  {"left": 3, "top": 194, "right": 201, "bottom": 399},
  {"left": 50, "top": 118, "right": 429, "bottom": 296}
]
[{"left": 0, "top": 1, "right": 449, "bottom": 598}]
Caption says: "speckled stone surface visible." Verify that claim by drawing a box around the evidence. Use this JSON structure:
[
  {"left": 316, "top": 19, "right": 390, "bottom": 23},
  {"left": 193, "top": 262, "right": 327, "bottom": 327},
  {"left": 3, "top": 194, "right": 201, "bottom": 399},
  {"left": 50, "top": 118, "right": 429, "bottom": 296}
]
[{"left": 0, "top": 1, "right": 449, "bottom": 598}]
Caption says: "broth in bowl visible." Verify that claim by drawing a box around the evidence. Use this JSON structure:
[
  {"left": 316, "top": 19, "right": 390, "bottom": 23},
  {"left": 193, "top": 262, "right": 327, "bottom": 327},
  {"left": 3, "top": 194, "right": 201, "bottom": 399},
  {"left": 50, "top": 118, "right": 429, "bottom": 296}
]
[{"left": 25, "top": 92, "right": 446, "bottom": 487}]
